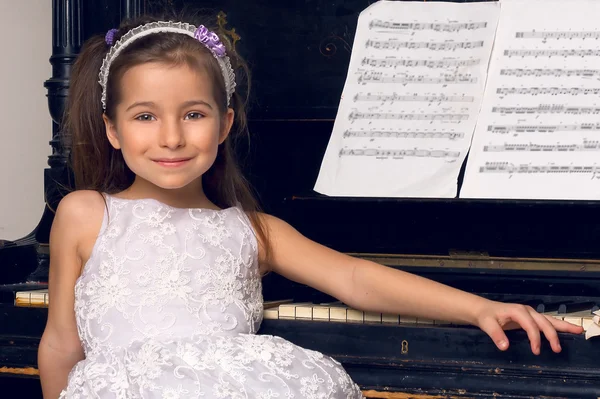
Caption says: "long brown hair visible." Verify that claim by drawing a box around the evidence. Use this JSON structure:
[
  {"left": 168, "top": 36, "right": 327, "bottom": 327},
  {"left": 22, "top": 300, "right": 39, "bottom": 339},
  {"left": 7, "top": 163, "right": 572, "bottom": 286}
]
[{"left": 62, "top": 14, "right": 271, "bottom": 261}]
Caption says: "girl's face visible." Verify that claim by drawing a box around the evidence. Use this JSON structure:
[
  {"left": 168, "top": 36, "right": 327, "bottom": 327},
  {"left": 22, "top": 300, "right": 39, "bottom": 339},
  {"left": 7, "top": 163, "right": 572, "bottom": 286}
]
[{"left": 103, "top": 61, "right": 234, "bottom": 194}]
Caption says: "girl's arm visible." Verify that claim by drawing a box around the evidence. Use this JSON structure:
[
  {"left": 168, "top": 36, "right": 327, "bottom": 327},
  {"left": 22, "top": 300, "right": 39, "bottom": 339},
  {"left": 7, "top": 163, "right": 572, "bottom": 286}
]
[
  {"left": 259, "top": 214, "right": 584, "bottom": 355},
  {"left": 38, "top": 191, "right": 103, "bottom": 398}
]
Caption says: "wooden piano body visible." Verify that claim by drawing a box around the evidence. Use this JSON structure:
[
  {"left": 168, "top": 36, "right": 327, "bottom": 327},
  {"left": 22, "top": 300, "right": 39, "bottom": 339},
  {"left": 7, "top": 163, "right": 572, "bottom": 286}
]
[{"left": 1, "top": 0, "right": 600, "bottom": 397}]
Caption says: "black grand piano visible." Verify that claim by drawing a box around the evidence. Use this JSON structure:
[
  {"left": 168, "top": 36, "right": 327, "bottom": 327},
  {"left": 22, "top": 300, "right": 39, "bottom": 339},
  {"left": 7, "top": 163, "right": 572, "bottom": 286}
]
[{"left": 1, "top": 0, "right": 600, "bottom": 397}]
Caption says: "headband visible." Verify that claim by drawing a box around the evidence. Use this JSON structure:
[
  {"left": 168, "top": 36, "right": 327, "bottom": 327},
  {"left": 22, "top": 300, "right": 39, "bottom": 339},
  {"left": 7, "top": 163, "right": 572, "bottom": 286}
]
[{"left": 98, "top": 21, "right": 236, "bottom": 110}]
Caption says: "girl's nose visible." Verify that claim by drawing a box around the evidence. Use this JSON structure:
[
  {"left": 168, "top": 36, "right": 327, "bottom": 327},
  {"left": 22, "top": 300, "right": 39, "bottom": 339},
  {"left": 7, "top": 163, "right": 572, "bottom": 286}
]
[{"left": 159, "top": 121, "right": 185, "bottom": 149}]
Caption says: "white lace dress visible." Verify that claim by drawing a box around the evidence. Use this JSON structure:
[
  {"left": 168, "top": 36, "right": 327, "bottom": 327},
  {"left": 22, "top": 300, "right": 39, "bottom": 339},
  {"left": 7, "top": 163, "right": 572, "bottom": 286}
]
[{"left": 59, "top": 194, "right": 364, "bottom": 398}]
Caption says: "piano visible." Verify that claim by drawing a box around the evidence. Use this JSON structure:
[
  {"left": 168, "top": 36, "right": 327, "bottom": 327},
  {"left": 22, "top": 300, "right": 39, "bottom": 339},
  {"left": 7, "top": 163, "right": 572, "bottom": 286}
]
[{"left": 1, "top": 0, "right": 600, "bottom": 397}]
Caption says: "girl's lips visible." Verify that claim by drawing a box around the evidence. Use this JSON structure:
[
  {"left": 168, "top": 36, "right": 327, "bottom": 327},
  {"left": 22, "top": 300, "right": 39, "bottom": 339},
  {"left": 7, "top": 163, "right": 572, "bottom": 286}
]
[{"left": 153, "top": 158, "right": 192, "bottom": 167}]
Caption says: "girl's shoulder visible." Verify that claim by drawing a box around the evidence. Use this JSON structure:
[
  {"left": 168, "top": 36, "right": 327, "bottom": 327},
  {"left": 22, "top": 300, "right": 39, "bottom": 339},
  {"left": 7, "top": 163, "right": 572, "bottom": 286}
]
[
  {"left": 55, "top": 190, "right": 106, "bottom": 224},
  {"left": 52, "top": 190, "right": 106, "bottom": 265}
]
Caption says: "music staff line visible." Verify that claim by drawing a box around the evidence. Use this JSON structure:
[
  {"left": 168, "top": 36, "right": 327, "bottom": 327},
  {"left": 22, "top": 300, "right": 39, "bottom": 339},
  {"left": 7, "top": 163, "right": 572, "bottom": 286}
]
[
  {"left": 353, "top": 93, "right": 475, "bottom": 103},
  {"left": 343, "top": 130, "right": 465, "bottom": 140},
  {"left": 339, "top": 148, "right": 461, "bottom": 158},
  {"left": 500, "top": 69, "right": 600, "bottom": 78},
  {"left": 492, "top": 105, "right": 600, "bottom": 115},
  {"left": 504, "top": 49, "right": 600, "bottom": 57},
  {"left": 358, "top": 73, "right": 477, "bottom": 84},
  {"left": 515, "top": 31, "right": 600, "bottom": 40},
  {"left": 488, "top": 124, "right": 600, "bottom": 134},
  {"left": 349, "top": 111, "right": 469, "bottom": 122},
  {"left": 479, "top": 162, "right": 600, "bottom": 176},
  {"left": 496, "top": 87, "right": 600, "bottom": 96},
  {"left": 361, "top": 57, "right": 481, "bottom": 68},
  {"left": 366, "top": 39, "right": 484, "bottom": 51},
  {"left": 484, "top": 140, "right": 600, "bottom": 152},
  {"left": 369, "top": 20, "right": 488, "bottom": 32}
]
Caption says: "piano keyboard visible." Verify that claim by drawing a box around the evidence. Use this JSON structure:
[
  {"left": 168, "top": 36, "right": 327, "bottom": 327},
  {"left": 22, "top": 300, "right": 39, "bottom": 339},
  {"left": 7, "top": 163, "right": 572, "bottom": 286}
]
[
  {"left": 264, "top": 301, "right": 599, "bottom": 331},
  {"left": 16, "top": 289, "right": 597, "bottom": 332}
]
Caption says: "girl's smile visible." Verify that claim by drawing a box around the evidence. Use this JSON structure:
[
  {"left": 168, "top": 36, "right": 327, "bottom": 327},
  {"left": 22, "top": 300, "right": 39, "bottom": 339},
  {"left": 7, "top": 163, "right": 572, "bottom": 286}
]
[{"left": 152, "top": 157, "right": 193, "bottom": 168}]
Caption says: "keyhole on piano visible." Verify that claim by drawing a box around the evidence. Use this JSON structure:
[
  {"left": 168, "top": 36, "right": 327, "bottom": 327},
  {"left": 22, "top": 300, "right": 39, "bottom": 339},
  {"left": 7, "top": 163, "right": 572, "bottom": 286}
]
[{"left": 401, "top": 340, "right": 409, "bottom": 354}]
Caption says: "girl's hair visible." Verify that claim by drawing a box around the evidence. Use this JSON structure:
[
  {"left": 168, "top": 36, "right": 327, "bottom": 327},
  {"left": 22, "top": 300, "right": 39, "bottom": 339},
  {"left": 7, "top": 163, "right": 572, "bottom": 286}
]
[{"left": 63, "top": 14, "right": 271, "bottom": 262}]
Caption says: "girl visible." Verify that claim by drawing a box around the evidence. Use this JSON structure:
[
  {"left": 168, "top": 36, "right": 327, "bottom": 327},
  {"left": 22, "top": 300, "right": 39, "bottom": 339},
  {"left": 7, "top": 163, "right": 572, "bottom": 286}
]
[{"left": 37, "top": 14, "right": 583, "bottom": 399}]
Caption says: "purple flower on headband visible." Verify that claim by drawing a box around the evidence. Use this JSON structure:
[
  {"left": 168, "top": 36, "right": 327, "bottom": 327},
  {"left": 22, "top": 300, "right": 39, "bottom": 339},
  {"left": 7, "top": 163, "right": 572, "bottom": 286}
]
[
  {"left": 194, "top": 25, "right": 226, "bottom": 57},
  {"left": 105, "top": 28, "right": 118, "bottom": 45}
]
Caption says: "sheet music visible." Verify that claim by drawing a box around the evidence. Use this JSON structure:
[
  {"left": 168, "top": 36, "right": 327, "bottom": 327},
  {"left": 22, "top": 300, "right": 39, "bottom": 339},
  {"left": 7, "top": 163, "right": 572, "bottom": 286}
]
[
  {"left": 313, "top": 0, "right": 500, "bottom": 197},
  {"left": 461, "top": 0, "right": 600, "bottom": 199}
]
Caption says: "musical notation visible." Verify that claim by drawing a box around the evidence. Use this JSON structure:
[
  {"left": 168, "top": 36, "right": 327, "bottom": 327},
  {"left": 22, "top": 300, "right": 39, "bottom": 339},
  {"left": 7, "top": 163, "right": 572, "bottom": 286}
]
[
  {"left": 349, "top": 111, "right": 468, "bottom": 122},
  {"left": 478, "top": 162, "right": 600, "bottom": 177},
  {"left": 488, "top": 124, "right": 600, "bottom": 133},
  {"left": 496, "top": 87, "right": 600, "bottom": 96},
  {"left": 515, "top": 31, "right": 600, "bottom": 40},
  {"left": 492, "top": 105, "right": 600, "bottom": 115},
  {"left": 500, "top": 68, "right": 600, "bottom": 77},
  {"left": 343, "top": 130, "right": 465, "bottom": 140},
  {"left": 358, "top": 72, "right": 477, "bottom": 84},
  {"left": 361, "top": 57, "right": 481, "bottom": 68},
  {"left": 504, "top": 49, "right": 600, "bottom": 57},
  {"left": 483, "top": 140, "right": 600, "bottom": 152},
  {"left": 353, "top": 93, "right": 474, "bottom": 103},
  {"left": 339, "top": 148, "right": 461, "bottom": 158},
  {"left": 314, "top": 0, "right": 500, "bottom": 198},
  {"left": 460, "top": 1, "right": 600, "bottom": 200},
  {"left": 366, "top": 39, "right": 484, "bottom": 51},
  {"left": 369, "top": 20, "right": 488, "bottom": 32}
]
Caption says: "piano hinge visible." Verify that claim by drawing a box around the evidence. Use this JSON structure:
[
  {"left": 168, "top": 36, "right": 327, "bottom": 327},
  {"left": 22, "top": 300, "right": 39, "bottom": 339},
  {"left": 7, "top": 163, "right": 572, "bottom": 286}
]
[{"left": 448, "top": 250, "right": 490, "bottom": 259}]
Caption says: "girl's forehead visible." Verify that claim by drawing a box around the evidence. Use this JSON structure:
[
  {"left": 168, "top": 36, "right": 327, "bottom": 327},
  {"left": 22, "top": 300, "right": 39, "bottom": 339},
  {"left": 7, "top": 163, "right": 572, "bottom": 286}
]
[
  {"left": 119, "top": 62, "right": 215, "bottom": 104},
  {"left": 123, "top": 61, "right": 210, "bottom": 81}
]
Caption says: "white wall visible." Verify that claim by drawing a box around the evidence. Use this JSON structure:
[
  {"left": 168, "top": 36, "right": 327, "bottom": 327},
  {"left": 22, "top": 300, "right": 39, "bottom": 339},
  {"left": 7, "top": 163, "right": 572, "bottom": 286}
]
[{"left": 0, "top": 1, "right": 53, "bottom": 240}]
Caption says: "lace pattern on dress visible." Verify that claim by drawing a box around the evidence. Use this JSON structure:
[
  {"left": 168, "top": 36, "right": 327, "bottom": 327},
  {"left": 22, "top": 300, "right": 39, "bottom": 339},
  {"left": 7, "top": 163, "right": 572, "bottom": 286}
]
[{"left": 59, "top": 194, "right": 364, "bottom": 398}]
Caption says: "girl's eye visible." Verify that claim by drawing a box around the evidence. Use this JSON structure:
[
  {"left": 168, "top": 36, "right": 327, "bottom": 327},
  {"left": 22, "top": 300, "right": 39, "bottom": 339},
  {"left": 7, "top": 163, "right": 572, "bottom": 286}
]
[
  {"left": 135, "top": 114, "right": 155, "bottom": 121},
  {"left": 185, "top": 112, "right": 203, "bottom": 120}
]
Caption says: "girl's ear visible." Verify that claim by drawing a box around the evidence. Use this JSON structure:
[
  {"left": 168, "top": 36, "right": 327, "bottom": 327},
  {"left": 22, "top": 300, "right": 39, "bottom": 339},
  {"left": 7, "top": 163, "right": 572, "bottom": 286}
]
[
  {"left": 102, "top": 113, "right": 121, "bottom": 149},
  {"left": 218, "top": 108, "right": 235, "bottom": 145}
]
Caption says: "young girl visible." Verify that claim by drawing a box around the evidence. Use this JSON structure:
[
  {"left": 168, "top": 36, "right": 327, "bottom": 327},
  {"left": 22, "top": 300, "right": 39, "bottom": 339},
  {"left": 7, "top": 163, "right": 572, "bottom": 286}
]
[{"left": 37, "top": 14, "right": 583, "bottom": 399}]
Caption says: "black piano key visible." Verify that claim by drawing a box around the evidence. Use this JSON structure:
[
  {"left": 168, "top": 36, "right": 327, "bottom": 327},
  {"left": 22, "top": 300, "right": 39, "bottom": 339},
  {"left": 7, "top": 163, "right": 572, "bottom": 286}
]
[
  {"left": 534, "top": 301, "right": 562, "bottom": 314},
  {"left": 557, "top": 301, "right": 597, "bottom": 315},
  {"left": 536, "top": 303, "right": 544, "bottom": 313}
]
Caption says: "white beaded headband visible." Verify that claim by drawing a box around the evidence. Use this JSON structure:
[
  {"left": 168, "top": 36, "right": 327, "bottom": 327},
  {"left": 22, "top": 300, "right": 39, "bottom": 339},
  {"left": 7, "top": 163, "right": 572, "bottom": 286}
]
[{"left": 98, "top": 21, "right": 236, "bottom": 110}]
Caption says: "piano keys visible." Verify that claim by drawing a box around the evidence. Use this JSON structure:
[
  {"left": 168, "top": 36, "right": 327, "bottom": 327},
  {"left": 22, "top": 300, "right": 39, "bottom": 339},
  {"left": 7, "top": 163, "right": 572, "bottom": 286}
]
[{"left": 266, "top": 302, "right": 599, "bottom": 330}]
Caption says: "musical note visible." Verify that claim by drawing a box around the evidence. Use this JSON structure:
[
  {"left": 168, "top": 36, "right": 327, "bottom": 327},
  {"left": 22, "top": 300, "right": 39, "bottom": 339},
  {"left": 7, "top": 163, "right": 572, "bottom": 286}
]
[
  {"left": 353, "top": 93, "right": 474, "bottom": 103},
  {"left": 357, "top": 72, "right": 477, "bottom": 84},
  {"left": 343, "top": 130, "right": 465, "bottom": 140},
  {"left": 361, "top": 57, "right": 481, "bottom": 69},
  {"left": 478, "top": 162, "right": 600, "bottom": 178},
  {"left": 339, "top": 148, "right": 461, "bottom": 159},
  {"left": 366, "top": 39, "right": 484, "bottom": 51},
  {"left": 487, "top": 124, "right": 600, "bottom": 134},
  {"left": 492, "top": 105, "right": 600, "bottom": 115},
  {"left": 504, "top": 49, "right": 600, "bottom": 57},
  {"left": 369, "top": 20, "right": 488, "bottom": 32},
  {"left": 496, "top": 87, "right": 600, "bottom": 96},
  {"left": 500, "top": 69, "right": 600, "bottom": 78},
  {"left": 515, "top": 31, "right": 600, "bottom": 40},
  {"left": 483, "top": 139, "right": 600, "bottom": 152},
  {"left": 348, "top": 111, "right": 469, "bottom": 122}
]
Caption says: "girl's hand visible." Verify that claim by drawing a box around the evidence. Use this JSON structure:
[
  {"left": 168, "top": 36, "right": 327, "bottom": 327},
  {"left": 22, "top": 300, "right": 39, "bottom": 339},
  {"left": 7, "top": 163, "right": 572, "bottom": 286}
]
[{"left": 475, "top": 301, "right": 585, "bottom": 354}]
